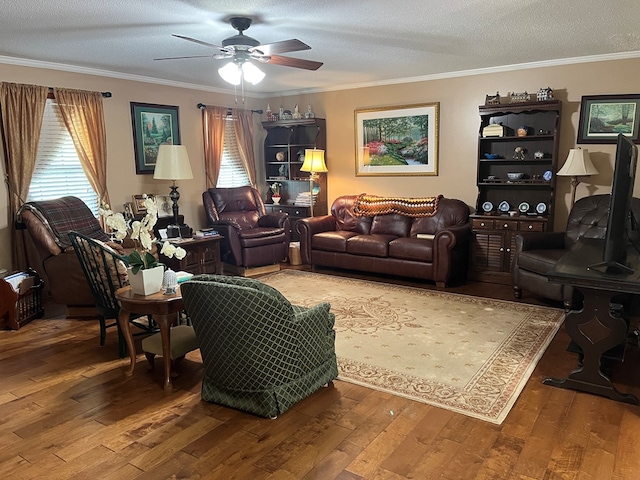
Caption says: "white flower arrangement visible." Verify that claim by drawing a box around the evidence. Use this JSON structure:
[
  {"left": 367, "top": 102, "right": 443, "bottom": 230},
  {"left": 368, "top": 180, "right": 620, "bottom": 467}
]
[{"left": 100, "top": 194, "right": 186, "bottom": 273}]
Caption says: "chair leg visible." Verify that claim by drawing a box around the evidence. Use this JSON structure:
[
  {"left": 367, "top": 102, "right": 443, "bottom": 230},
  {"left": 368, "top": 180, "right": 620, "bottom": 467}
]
[
  {"left": 99, "top": 316, "right": 107, "bottom": 346},
  {"left": 145, "top": 352, "right": 156, "bottom": 371},
  {"left": 117, "top": 322, "right": 127, "bottom": 359}
]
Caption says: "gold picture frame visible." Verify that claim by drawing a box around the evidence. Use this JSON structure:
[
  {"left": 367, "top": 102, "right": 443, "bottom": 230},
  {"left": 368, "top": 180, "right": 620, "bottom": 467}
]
[
  {"left": 131, "top": 195, "right": 147, "bottom": 215},
  {"left": 355, "top": 102, "right": 439, "bottom": 176}
]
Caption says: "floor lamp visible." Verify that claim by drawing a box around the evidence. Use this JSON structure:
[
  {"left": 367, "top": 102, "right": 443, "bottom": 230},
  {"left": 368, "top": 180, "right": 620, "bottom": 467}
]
[
  {"left": 557, "top": 147, "right": 599, "bottom": 208},
  {"left": 300, "top": 148, "right": 327, "bottom": 217},
  {"left": 154, "top": 144, "right": 194, "bottom": 238}
]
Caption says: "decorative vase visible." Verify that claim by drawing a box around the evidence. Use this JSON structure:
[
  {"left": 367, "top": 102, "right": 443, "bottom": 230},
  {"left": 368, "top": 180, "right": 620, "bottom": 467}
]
[
  {"left": 128, "top": 265, "right": 164, "bottom": 296},
  {"left": 272, "top": 196, "right": 281, "bottom": 205}
]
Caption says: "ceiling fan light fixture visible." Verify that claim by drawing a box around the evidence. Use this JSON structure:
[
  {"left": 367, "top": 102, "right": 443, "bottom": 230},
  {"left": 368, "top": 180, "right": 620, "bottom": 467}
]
[
  {"left": 218, "top": 61, "right": 242, "bottom": 85},
  {"left": 241, "top": 61, "right": 265, "bottom": 84}
]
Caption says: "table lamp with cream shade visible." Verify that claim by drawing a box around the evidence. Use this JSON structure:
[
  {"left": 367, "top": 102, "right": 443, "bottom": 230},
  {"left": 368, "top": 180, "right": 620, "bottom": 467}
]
[
  {"left": 300, "top": 148, "right": 328, "bottom": 217},
  {"left": 153, "top": 144, "right": 194, "bottom": 238},
  {"left": 557, "top": 147, "right": 599, "bottom": 208}
]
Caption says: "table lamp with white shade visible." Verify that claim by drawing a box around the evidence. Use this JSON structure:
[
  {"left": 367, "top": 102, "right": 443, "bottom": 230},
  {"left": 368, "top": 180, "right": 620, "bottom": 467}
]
[
  {"left": 153, "top": 144, "right": 194, "bottom": 238},
  {"left": 300, "top": 148, "right": 328, "bottom": 217},
  {"left": 557, "top": 147, "right": 599, "bottom": 208}
]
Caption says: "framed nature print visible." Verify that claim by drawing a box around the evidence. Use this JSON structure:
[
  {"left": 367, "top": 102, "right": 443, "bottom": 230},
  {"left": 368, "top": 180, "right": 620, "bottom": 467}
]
[
  {"left": 577, "top": 94, "right": 640, "bottom": 144},
  {"left": 130, "top": 102, "right": 181, "bottom": 174},
  {"left": 355, "top": 103, "right": 439, "bottom": 176}
]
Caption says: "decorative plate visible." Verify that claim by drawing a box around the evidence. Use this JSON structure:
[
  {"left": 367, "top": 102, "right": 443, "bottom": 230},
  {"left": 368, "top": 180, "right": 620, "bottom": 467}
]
[
  {"left": 536, "top": 202, "right": 547, "bottom": 214},
  {"left": 482, "top": 201, "right": 494, "bottom": 213},
  {"left": 498, "top": 201, "right": 510, "bottom": 212},
  {"left": 518, "top": 202, "right": 530, "bottom": 213},
  {"left": 543, "top": 170, "right": 552, "bottom": 181}
]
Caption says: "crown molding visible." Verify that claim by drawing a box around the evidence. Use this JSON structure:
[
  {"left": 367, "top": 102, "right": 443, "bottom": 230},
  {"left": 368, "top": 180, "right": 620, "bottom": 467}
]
[
  {"left": 2, "top": 51, "right": 639, "bottom": 100},
  {"left": 269, "top": 51, "right": 640, "bottom": 98},
  {"left": 0, "top": 55, "right": 251, "bottom": 97}
]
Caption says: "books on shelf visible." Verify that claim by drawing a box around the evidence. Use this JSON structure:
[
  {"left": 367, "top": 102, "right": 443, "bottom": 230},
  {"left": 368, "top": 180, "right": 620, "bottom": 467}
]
[
  {"left": 193, "top": 229, "right": 219, "bottom": 239},
  {"left": 294, "top": 191, "right": 317, "bottom": 206}
]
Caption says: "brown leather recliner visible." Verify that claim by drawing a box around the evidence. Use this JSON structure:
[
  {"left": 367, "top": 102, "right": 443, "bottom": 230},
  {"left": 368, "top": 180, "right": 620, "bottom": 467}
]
[
  {"left": 203, "top": 186, "right": 291, "bottom": 273},
  {"left": 16, "top": 196, "right": 125, "bottom": 313},
  {"left": 512, "top": 194, "right": 640, "bottom": 309}
]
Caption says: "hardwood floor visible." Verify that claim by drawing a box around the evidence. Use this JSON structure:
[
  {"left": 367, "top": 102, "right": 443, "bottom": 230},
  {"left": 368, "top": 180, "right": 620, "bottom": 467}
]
[{"left": 2, "top": 267, "right": 640, "bottom": 479}]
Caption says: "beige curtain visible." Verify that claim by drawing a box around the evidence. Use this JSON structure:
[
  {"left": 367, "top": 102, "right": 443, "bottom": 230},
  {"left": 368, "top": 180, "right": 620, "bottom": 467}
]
[
  {"left": 232, "top": 108, "right": 257, "bottom": 186},
  {"left": 0, "top": 82, "right": 48, "bottom": 271},
  {"left": 202, "top": 106, "right": 227, "bottom": 189},
  {"left": 54, "top": 88, "right": 109, "bottom": 210}
]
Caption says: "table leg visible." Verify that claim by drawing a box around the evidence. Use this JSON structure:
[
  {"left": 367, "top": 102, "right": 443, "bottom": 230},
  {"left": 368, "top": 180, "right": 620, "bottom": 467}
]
[
  {"left": 118, "top": 308, "right": 137, "bottom": 376},
  {"left": 543, "top": 287, "right": 638, "bottom": 404},
  {"left": 155, "top": 313, "right": 175, "bottom": 391}
]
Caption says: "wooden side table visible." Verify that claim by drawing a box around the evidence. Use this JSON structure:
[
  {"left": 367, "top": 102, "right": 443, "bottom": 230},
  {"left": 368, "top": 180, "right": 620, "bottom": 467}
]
[
  {"left": 116, "top": 285, "right": 184, "bottom": 391},
  {"left": 159, "top": 236, "right": 223, "bottom": 275}
]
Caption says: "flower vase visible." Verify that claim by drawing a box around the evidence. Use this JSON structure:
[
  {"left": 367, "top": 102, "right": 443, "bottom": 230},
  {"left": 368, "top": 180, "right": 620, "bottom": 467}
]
[
  {"left": 128, "top": 265, "right": 164, "bottom": 296},
  {"left": 272, "top": 196, "right": 281, "bottom": 205}
]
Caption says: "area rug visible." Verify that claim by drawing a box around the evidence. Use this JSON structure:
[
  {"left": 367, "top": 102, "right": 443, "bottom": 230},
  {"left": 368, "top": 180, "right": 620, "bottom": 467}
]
[{"left": 260, "top": 270, "right": 565, "bottom": 424}]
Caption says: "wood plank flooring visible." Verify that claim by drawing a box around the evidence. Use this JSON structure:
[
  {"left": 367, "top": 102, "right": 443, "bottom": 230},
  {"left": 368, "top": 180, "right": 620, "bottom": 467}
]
[{"left": 2, "top": 267, "right": 640, "bottom": 479}]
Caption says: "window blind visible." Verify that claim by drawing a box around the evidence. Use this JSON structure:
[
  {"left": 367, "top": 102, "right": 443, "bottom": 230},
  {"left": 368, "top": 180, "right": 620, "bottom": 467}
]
[
  {"left": 27, "top": 100, "right": 99, "bottom": 216},
  {"left": 216, "top": 117, "right": 251, "bottom": 188}
]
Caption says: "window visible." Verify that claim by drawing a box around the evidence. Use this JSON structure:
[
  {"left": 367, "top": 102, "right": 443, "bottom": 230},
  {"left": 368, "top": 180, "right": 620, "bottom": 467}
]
[
  {"left": 27, "top": 99, "right": 98, "bottom": 215},
  {"left": 216, "top": 117, "right": 251, "bottom": 188}
]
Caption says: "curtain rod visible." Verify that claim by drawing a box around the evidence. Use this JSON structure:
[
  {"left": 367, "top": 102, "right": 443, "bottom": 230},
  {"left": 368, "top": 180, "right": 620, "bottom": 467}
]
[
  {"left": 47, "top": 87, "right": 112, "bottom": 97},
  {"left": 197, "top": 103, "right": 262, "bottom": 114}
]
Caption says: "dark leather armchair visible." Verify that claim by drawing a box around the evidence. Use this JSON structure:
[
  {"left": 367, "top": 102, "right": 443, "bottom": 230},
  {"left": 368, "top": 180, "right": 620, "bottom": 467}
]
[
  {"left": 202, "top": 186, "right": 290, "bottom": 274},
  {"left": 512, "top": 194, "right": 640, "bottom": 308}
]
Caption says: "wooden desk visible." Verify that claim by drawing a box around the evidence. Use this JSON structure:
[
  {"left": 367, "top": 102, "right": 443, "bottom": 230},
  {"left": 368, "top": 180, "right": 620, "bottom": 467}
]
[
  {"left": 546, "top": 238, "right": 640, "bottom": 404},
  {"left": 116, "top": 285, "right": 184, "bottom": 391}
]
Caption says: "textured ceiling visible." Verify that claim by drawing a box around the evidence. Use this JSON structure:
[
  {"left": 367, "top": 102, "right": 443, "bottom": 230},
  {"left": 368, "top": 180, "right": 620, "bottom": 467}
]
[{"left": 1, "top": 0, "right": 640, "bottom": 96}]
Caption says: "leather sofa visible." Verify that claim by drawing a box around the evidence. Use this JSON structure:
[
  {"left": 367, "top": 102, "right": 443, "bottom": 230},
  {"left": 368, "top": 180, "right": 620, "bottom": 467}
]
[
  {"left": 298, "top": 195, "right": 471, "bottom": 287},
  {"left": 513, "top": 194, "right": 640, "bottom": 308}
]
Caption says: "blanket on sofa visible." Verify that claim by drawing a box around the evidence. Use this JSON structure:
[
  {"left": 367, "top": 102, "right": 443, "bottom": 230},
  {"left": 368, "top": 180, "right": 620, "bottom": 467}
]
[{"left": 353, "top": 193, "right": 442, "bottom": 217}]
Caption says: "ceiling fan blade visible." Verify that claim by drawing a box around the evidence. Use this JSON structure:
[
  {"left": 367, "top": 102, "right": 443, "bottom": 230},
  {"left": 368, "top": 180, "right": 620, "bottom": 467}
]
[
  {"left": 266, "top": 55, "right": 323, "bottom": 71},
  {"left": 172, "top": 34, "right": 226, "bottom": 51},
  {"left": 154, "top": 54, "right": 220, "bottom": 61},
  {"left": 250, "top": 39, "right": 310, "bottom": 56}
]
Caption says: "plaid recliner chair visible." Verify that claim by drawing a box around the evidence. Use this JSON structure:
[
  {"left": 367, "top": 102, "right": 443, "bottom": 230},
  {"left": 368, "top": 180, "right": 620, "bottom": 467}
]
[
  {"left": 181, "top": 274, "right": 338, "bottom": 418},
  {"left": 17, "top": 196, "right": 123, "bottom": 312}
]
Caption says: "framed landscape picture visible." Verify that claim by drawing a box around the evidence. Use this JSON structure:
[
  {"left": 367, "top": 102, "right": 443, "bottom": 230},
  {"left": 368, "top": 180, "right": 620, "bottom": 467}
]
[
  {"left": 355, "top": 103, "right": 439, "bottom": 176},
  {"left": 577, "top": 94, "right": 640, "bottom": 144},
  {"left": 130, "top": 102, "right": 181, "bottom": 174}
]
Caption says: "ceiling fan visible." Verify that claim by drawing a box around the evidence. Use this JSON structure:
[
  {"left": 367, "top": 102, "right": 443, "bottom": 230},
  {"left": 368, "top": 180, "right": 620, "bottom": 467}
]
[{"left": 155, "top": 16, "right": 323, "bottom": 85}]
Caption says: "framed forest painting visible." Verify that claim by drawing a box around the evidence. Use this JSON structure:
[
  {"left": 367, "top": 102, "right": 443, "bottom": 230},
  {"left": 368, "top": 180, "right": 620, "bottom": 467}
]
[{"left": 355, "top": 103, "right": 439, "bottom": 176}]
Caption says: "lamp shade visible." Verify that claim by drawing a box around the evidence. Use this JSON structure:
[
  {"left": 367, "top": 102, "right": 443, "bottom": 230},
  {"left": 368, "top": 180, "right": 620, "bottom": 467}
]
[
  {"left": 300, "top": 149, "right": 328, "bottom": 173},
  {"left": 218, "top": 62, "right": 242, "bottom": 86},
  {"left": 153, "top": 145, "right": 193, "bottom": 180},
  {"left": 557, "top": 147, "right": 599, "bottom": 177}
]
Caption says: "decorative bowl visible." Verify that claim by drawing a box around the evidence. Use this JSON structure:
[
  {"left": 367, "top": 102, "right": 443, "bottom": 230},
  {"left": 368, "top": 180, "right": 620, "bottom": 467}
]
[{"left": 507, "top": 172, "right": 525, "bottom": 180}]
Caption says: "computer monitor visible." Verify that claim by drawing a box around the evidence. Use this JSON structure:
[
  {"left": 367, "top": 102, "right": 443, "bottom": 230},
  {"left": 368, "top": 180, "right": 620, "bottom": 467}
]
[{"left": 589, "top": 134, "right": 638, "bottom": 274}]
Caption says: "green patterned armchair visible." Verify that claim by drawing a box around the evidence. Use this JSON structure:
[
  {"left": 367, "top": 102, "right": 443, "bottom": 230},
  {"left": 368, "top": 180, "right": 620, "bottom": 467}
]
[{"left": 180, "top": 274, "right": 338, "bottom": 418}]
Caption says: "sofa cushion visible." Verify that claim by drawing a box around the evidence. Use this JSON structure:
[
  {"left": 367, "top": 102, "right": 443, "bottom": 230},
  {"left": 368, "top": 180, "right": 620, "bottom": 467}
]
[
  {"left": 388, "top": 237, "right": 433, "bottom": 262},
  {"left": 346, "top": 234, "right": 396, "bottom": 257},
  {"left": 370, "top": 214, "right": 412, "bottom": 237},
  {"left": 312, "top": 231, "right": 359, "bottom": 253},
  {"left": 517, "top": 248, "right": 566, "bottom": 274},
  {"left": 331, "top": 195, "right": 372, "bottom": 233},
  {"left": 240, "top": 228, "right": 287, "bottom": 248}
]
